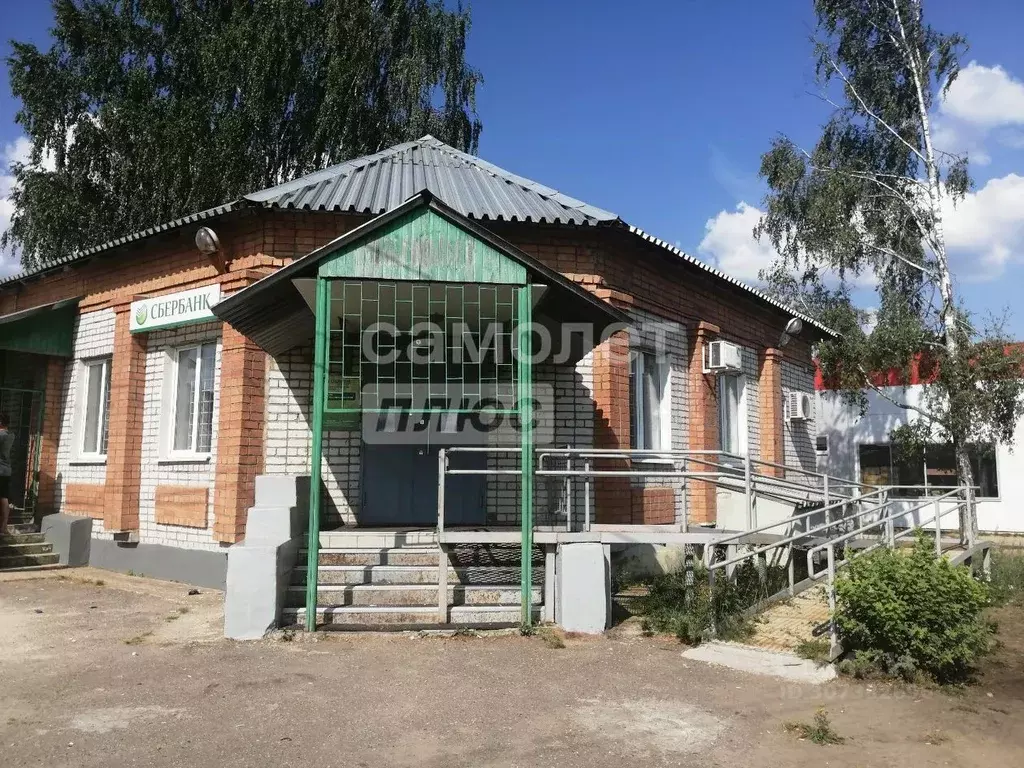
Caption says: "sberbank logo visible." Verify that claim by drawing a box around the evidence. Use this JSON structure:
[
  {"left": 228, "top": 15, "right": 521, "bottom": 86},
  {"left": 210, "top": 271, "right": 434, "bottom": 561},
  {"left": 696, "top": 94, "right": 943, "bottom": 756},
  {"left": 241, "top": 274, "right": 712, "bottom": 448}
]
[{"left": 135, "top": 303, "right": 148, "bottom": 326}]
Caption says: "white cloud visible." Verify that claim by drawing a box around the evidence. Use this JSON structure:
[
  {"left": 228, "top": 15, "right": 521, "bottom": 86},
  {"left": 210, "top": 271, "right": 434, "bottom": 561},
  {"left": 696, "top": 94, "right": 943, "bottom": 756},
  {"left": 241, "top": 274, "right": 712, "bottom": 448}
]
[
  {"left": 943, "top": 173, "right": 1024, "bottom": 277},
  {"left": 698, "top": 202, "right": 777, "bottom": 282},
  {"left": 933, "top": 62, "right": 1024, "bottom": 162},
  {"left": 942, "top": 62, "right": 1024, "bottom": 127}
]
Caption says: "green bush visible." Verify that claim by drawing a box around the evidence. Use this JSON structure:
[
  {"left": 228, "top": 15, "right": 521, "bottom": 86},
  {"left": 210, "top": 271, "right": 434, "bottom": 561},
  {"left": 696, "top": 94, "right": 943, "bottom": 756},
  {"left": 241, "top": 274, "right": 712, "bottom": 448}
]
[
  {"left": 637, "top": 559, "right": 787, "bottom": 644},
  {"left": 834, "top": 535, "right": 992, "bottom": 683}
]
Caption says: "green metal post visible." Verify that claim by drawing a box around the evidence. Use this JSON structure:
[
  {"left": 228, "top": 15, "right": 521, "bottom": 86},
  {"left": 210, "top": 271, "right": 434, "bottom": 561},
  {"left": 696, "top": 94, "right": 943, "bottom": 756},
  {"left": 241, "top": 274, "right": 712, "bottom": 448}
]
[
  {"left": 304, "top": 277, "right": 330, "bottom": 631},
  {"left": 517, "top": 286, "right": 534, "bottom": 625}
]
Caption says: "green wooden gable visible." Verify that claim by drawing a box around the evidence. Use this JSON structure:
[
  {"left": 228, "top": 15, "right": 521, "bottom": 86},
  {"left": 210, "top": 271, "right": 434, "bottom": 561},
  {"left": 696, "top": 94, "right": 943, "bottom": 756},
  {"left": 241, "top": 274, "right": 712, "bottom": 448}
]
[{"left": 318, "top": 207, "right": 527, "bottom": 284}]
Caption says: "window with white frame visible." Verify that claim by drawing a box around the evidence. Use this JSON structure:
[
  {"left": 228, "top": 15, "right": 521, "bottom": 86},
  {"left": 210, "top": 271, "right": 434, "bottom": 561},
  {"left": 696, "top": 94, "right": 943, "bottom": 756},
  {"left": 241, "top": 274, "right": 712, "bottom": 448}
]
[
  {"left": 717, "top": 373, "right": 747, "bottom": 456},
  {"left": 630, "top": 350, "right": 671, "bottom": 451},
  {"left": 171, "top": 343, "right": 217, "bottom": 455},
  {"left": 80, "top": 358, "right": 112, "bottom": 457}
]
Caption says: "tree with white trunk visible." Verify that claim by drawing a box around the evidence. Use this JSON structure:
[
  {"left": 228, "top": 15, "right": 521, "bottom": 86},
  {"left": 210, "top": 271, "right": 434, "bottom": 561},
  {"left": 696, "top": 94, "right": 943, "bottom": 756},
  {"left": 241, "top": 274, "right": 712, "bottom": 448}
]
[{"left": 757, "top": 0, "right": 1024, "bottom": 543}]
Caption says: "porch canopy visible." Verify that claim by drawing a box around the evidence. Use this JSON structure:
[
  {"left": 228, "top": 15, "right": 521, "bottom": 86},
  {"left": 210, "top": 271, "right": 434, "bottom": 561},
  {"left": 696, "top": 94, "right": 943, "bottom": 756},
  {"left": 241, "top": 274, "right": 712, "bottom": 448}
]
[
  {"left": 214, "top": 191, "right": 628, "bottom": 631},
  {"left": 212, "top": 190, "right": 629, "bottom": 356},
  {"left": 0, "top": 297, "right": 80, "bottom": 357}
]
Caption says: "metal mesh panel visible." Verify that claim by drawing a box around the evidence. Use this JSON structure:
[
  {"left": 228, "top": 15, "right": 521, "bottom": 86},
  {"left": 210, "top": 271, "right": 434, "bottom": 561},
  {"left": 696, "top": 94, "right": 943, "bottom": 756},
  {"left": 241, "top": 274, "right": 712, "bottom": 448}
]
[{"left": 325, "top": 280, "right": 520, "bottom": 414}]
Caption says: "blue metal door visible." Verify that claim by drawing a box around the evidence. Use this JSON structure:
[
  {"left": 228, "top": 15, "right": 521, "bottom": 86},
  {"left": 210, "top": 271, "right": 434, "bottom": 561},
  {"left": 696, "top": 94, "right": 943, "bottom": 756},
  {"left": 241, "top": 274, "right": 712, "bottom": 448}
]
[{"left": 360, "top": 443, "right": 486, "bottom": 527}]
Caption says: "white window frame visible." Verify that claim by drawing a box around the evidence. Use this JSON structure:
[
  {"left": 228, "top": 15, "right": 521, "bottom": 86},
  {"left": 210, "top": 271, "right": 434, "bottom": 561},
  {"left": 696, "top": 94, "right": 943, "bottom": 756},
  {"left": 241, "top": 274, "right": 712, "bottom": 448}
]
[
  {"left": 74, "top": 357, "right": 112, "bottom": 463},
  {"left": 165, "top": 342, "right": 217, "bottom": 461},
  {"left": 717, "top": 372, "right": 748, "bottom": 458},
  {"left": 630, "top": 349, "right": 672, "bottom": 454}
]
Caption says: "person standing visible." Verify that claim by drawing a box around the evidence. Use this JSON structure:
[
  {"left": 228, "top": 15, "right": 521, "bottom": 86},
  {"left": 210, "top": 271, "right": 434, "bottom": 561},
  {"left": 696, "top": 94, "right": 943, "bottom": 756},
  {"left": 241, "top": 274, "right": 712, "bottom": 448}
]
[{"left": 0, "top": 413, "right": 13, "bottom": 537}]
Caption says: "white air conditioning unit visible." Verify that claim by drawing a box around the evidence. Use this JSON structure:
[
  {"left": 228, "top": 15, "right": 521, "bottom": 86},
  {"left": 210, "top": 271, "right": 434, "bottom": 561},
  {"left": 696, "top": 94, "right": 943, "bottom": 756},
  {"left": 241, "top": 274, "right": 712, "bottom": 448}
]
[
  {"left": 786, "top": 391, "right": 813, "bottom": 422},
  {"left": 704, "top": 340, "right": 743, "bottom": 373}
]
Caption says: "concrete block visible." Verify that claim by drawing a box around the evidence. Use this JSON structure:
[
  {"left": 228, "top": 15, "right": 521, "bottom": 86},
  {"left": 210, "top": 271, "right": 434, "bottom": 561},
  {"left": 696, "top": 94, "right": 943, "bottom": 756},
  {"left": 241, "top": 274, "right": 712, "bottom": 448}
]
[
  {"left": 41, "top": 513, "right": 92, "bottom": 567},
  {"left": 224, "top": 539, "right": 301, "bottom": 640},
  {"left": 244, "top": 505, "right": 303, "bottom": 544},
  {"left": 255, "top": 475, "right": 310, "bottom": 511},
  {"left": 557, "top": 542, "right": 609, "bottom": 634}
]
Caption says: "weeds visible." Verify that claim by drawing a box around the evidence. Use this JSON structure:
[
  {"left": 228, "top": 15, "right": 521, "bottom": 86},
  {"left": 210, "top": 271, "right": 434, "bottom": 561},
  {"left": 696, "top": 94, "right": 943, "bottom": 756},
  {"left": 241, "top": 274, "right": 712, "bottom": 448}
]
[
  {"left": 784, "top": 707, "right": 845, "bottom": 745},
  {"left": 922, "top": 730, "right": 950, "bottom": 745},
  {"left": 538, "top": 629, "right": 565, "bottom": 649},
  {"left": 794, "top": 638, "right": 831, "bottom": 665},
  {"left": 518, "top": 622, "right": 536, "bottom": 637},
  {"left": 123, "top": 631, "right": 153, "bottom": 646},
  {"left": 634, "top": 559, "right": 788, "bottom": 645},
  {"left": 988, "top": 550, "right": 1024, "bottom": 605}
]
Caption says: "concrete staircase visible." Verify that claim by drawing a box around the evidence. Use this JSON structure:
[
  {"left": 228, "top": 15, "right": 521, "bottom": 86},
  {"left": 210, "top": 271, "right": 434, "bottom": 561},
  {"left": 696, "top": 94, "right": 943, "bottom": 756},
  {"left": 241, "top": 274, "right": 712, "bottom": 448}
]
[
  {"left": 1, "top": 508, "right": 59, "bottom": 570},
  {"left": 283, "top": 532, "right": 543, "bottom": 629}
]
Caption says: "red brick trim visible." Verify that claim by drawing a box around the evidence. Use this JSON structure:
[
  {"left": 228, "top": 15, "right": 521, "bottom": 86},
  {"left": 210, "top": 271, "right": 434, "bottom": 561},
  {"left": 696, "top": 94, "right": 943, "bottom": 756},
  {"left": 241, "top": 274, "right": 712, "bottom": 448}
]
[
  {"left": 103, "top": 305, "right": 147, "bottom": 532},
  {"left": 64, "top": 483, "right": 106, "bottom": 519},
  {"left": 592, "top": 327, "right": 632, "bottom": 523},
  {"left": 155, "top": 485, "right": 210, "bottom": 528},
  {"left": 759, "top": 348, "right": 785, "bottom": 478},
  {"left": 687, "top": 323, "right": 719, "bottom": 524},
  {"left": 632, "top": 486, "right": 676, "bottom": 525},
  {"left": 36, "top": 357, "right": 67, "bottom": 516},
  {"left": 212, "top": 322, "right": 266, "bottom": 543}
]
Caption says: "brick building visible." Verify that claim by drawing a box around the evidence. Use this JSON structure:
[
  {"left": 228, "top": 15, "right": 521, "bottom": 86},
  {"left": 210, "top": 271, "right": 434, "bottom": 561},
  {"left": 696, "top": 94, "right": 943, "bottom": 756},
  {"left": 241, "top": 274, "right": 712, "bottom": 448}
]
[{"left": 0, "top": 136, "right": 829, "bottom": 590}]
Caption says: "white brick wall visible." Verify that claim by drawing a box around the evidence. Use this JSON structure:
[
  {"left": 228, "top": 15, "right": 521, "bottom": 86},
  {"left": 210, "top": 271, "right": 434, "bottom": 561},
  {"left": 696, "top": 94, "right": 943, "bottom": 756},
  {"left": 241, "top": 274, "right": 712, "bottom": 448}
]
[
  {"left": 782, "top": 359, "right": 817, "bottom": 478},
  {"left": 265, "top": 345, "right": 359, "bottom": 527},
  {"left": 138, "top": 322, "right": 223, "bottom": 551},
  {"left": 741, "top": 345, "right": 761, "bottom": 463},
  {"left": 55, "top": 309, "right": 115, "bottom": 539}
]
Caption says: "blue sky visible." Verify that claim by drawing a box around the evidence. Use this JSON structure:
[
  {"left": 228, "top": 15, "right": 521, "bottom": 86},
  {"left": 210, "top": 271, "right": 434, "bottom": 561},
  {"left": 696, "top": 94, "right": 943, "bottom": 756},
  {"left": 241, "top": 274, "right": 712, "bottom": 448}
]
[{"left": 3, "top": 1, "right": 1024, "bottom": 333}]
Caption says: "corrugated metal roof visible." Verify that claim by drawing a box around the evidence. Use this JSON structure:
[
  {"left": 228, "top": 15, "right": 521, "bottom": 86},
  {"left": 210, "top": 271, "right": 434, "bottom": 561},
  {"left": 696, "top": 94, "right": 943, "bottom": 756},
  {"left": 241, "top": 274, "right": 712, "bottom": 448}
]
[
  {"left": 0, "top": 202, "right": 239, "bottom": 289},
  {"left": 0, "top": 135, "right": 834, "bottom": 337},
  {"left": 244, "top": 136, "right": 618, "bottom": 225},
  {"left": 626, "top": 226, "right": 835, "bottom": 337}
]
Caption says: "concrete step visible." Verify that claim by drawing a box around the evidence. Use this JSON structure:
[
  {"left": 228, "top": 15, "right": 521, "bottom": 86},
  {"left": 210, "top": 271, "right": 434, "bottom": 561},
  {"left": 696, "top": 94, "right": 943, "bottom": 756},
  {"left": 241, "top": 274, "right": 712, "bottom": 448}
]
[
  {"left": 292, "top": 564, "right": 541, "bottom": 587},
  {"left": 0, "top": 532, "right": 45, "bottom": 545},
  {"left": 283, "top": 603, "right": 541, "bottom": 629},
  {"left": 0, "top": 552, "right": 60, "bottom": 570},
  {"left": 6, "top": 524, "right": 37, "bottom": 535},
  {"left": 0, "top": 541, "right": 54, "bottom": 557},
  {"left": 310, "top": 546, "right": 544, "bottom": 568},
  {"left": 285, "top": 583, "right": 542, "bottom": 608}
]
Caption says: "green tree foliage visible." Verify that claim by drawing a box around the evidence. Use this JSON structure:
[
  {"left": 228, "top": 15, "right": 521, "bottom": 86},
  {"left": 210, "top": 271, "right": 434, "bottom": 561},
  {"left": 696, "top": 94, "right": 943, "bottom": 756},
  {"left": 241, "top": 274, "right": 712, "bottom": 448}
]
[
  {"left": 756, "top": 0, "right": 1024, "bottom": 541},
  {"left": 834, "top": 536, "right": 992, "bottom": 683},
  {"left": 3, "top": 0, "right": 482, "bottom": 268}
]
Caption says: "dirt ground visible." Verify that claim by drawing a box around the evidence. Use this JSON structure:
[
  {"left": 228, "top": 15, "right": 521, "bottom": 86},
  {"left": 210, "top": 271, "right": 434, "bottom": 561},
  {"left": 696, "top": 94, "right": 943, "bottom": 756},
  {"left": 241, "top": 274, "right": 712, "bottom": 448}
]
[{"left": 2, "top": 567, "right": 1023, "bottom": 768}]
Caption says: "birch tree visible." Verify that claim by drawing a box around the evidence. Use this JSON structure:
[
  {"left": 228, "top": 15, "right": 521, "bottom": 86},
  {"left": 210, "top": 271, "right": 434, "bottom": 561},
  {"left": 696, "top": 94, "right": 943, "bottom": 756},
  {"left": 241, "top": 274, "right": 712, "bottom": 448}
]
[{"left": 757, "top": 0, "right": 1024, "bottom": 543}]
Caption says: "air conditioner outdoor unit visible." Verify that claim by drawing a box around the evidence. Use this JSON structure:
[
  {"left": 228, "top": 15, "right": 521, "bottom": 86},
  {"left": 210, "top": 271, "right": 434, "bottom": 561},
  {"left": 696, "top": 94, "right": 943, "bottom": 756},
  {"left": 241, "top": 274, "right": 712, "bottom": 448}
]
[
  {"left": 704, "top": 340, "right": 743, "bottom": 373},
  {"left": 787, "top": 391, "right": 813, "bottom": 422}
]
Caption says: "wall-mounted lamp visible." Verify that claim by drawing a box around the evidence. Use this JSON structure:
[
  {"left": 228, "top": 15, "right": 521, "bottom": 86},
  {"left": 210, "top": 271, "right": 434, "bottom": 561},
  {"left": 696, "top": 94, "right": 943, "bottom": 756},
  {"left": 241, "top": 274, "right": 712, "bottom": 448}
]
[
  {"left": 195, "top": 226, "right": 221, "bottom": 256},
  {"left": 778, "top": 317, "right": 804, "bottom": 348}
]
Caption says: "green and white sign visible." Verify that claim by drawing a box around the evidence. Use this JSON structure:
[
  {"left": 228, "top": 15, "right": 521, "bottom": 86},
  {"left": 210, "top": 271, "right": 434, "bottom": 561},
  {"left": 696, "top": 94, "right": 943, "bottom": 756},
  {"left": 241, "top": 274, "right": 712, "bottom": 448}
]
[{"left": 130, "top": 284, "right": 222, "bottom": 333}]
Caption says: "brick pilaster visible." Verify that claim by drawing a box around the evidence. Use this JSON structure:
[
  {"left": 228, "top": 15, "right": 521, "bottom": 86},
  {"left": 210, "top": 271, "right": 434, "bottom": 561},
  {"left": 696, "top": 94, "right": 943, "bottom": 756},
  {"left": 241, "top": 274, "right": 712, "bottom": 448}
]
[
  {"left": 759, "top": 348, "right": 785, "bottom": 478},
  {"left": 687, "top": 321, "right": 720, "bottom": 525},
  {"left": 592, "top": 327, "right": 632, "bottom": 524},
  {"left": 104, "top": 304, "right": 147, "bottom": 532},
  {"left": 35, "top": 356, "right": 66, "bottom": 516},
  {"left": 212, "top": 305, "right": 267, "bottom": 543}
]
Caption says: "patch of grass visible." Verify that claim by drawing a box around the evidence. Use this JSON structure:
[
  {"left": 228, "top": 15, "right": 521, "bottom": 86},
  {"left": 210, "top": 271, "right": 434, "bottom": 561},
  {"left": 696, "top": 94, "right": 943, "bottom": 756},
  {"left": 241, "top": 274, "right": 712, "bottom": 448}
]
[
  {"left": 922, "top": 730, "right": 950, "bottom": 745},
  {"left": 538, "top": 629, "right": 565, "bottom": 649},
  {"left": 164, "top": 614, "right": 180, "bottom": 623},
  {"left": 794, "top": 638, "right": 831, "bottom": 665},
  {"left": 123, "top": 631, "right": 153, "bottom": 646},
  {"left": 634, "top": 559, "right": 788, "bottom": 645},
  {"left": 988, "top": 550, "right": 1024, "bottom": 605},
  {"left": 94, "top": 579, "right": 105, "bottom": 587},
  {"left": 451, "top": 627, "right": 476, "bottom": 638},
  {"left": 177, "top": 606, "right": 190, "bottom": 615},
  {"left": 784, "top": 707, "right": 845, "bottom": 745},
  {"left": 518, "top": 622, "right": 536, "bottom": 637}
]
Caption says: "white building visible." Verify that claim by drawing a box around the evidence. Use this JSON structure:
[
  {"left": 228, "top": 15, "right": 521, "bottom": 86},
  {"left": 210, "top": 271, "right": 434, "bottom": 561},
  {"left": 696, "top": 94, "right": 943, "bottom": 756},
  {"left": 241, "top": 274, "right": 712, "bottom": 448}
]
[{"left": 816, "top": 382, "right": 1024, "bottom": 534}]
